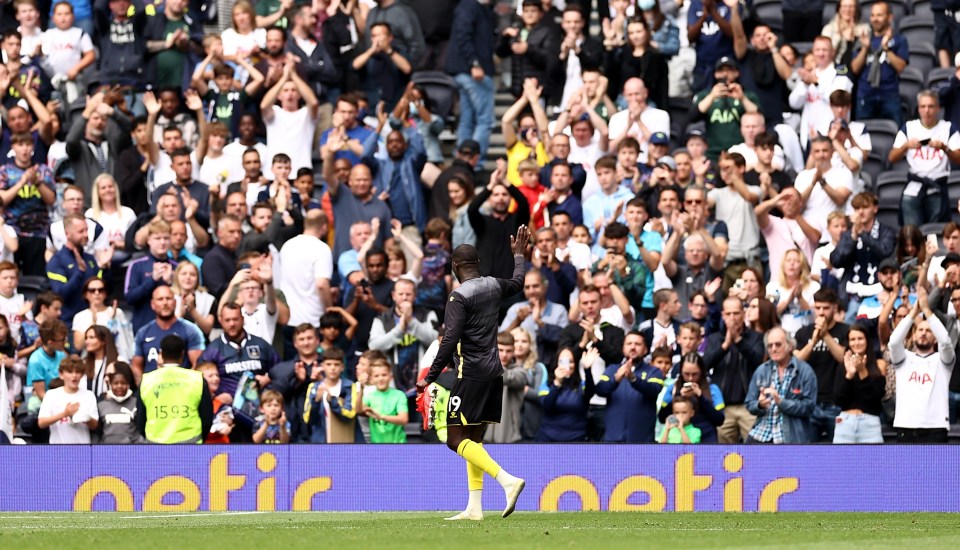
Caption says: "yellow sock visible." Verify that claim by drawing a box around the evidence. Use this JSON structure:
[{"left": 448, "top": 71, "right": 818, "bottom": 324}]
[
  {"left": 467, "top": 445, "right": 484, "bottom": 491},
  {"left": 457, "top": 439, "right": 501, "bottom": 479}
]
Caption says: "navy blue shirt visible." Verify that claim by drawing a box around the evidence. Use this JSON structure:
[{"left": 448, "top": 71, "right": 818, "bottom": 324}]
[
  {"left": 134, "top": 319, "right": 206, "bottom": 373},
  {"left": 856, "top": 34, "right": 909, "bottom": 98}
]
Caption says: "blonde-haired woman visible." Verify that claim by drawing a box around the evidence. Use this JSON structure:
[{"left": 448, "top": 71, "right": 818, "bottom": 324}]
[
  {"left": 766, "top": 248, "right": 820, "bottom": 337},
  {"left": 511, "top": 327, "right": 548, "bottom": 441},
  {"left": 172, "top": 261, "right": 216, "bottom": 336},
  {"left": 85, "top": 174, "right": 135, "bottom": 264},
  {"left": 223, "top": 1, "right": 266, "bottom": 58}
]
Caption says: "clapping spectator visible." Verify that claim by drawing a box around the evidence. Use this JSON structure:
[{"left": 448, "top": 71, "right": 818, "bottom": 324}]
[
  {"left": 833, "top": 323, "right": 886, "bottom": 443},
  {"left": 352, "top": 22, "right": 412, "bottom": 108},
  {"left": 171, "top": 262, "right": 215, "bottom": 337},
  {"left": 502, "top": 79, "right": 551, "bottom": 187},
  {"left": 260, "top": 61, "right": 320, "bottom": 175},
  {"left": 496, "top": 0, "right": 559, "bottom": 102},
  {"left": 501, "top": 270, "right": 569, "bottom": 365},
  {"left": 849, "top": 2, "right": 908, "bottom": 125},
  {"left": 889, "top": 286, "right": 953, "bottom": 443},
  {"left": 368, "top": 278, "right": 438, "bottom": 394},
  {"left": 755, "top": 189, "right": 820, "bottom": 281},
  {"left": 86, "top": 174, "right": 136, "bottom": 267},
  {"left": 830, "top": 192, "right": 896, "bottom": 320},
  {"left": 687, "top": 0, "right": 741, "bottom": 91},
  {"left": 123, "top": 221, "right": 176, "bottom": 333},
  {"left": 704, "top": 297, "right": 765, "bottom": 443},
  {"left": 0, "top": 132, "right": 56, "bottom": 276},
  {"left": 794, "top": 288, "right": 849, "bottom": 442},
  {"left": 745, "top": 327, "right": 817, "bottom": 443},
  {"left": 608, "top": 17, "right": 668, "bottom": 110},
  {"left": 483, "top": 332, "right": 526, "bottom": 444},
  {"left": 595, "top": 332, "right": 664, "bottom": 442},
  {"left": 81, "top": 325, "right": 121, "bottom": 398},
  {"left": 71, "top": 277, "right": 133, "bottom": 360},
  {"left": 766, "top": 249, "right": 819, "bottom": 338},
  {"left": 822, "top": 0, "right": 870, "bottom": 66}
]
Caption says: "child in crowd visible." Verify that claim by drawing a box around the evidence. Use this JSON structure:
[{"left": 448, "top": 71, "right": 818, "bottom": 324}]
[
  {"left": 616, "top": 137, "right": 642, "bottom": 189},
  {"left": 363, "top": 360, "right": 408, "bottom": 443},
  {"left": 96, "top": 362, "right": 143, "bottom": 444},
  {"left": 303, "top": 348, "right": 362, "bottom": 443},
  {"left": 319, "top": 308, "right": 357, "bottom": 355},
  {"left": 294, "top": 168, "right": 322, "bottom": 214},
  {"left": 253, "top": 389, "right": 290, "bottom": 444},
  {"left": 659, "top": 396, "right": 701, "bottom": 444},
  {"left": 191, "top": 37, "right": 264, "bottom": 134},
  {"left": 197, "top": 362, "right": 233, "bottom": 443},
  {"left": 516, "top": 158, "right": 548, "bottom": 229},
  {"left": 40, "top": 1, "right": 96, "bottom": 104},
  {"left": 19, "top": 292, "right": 62, "bottom": 360},
  {"left": 37, "top": 355, "right": 98, "bottom": 443},
  {"left": 811, "top": 211, "right": 848, "bottom": 284},
  {"left": 416, "top": 218, "right": 452, "bottom": 318},
  {"left": 0, "top": 262, "right": 31, "bottom": 346},
  {"left": 14, "top": 0, "right": 43, "bottom": 62},
  {"left": 26, "top": 318, "right": 68, "bottom": 402}
]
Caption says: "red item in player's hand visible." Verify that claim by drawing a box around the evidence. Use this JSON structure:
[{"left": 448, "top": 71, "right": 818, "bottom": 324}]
[{"left": 416, "top": 387, "right": 434, "bottom": 431}]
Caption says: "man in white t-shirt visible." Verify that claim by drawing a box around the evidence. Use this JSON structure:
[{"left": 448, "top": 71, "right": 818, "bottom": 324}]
[
  {"left": 787, "top": 35, "right": 854, "bottom": 148},
  {"left": 889, "top": 90, "right": 960, "bottom": 227},
  {"left": 198, "top": 122, "right": 243, "bottom": 192},
  {"left": 889, "top": 288, "right": 954, "bottom": 443},
  {"left": 45, "top": 185, "right": 110, "bottom": 261},
  {"left": 707, "top": 152, "right": 762, "bottom": 268},
  {"left": 260, "top": 62, "right": 320, "bottom": 175},
  {"left": 795, "top": 136, "right": 854, "bottom": 236},
  {"left": 608, "top": 78, "right": 670, "bottom": 164},
  {"left": 278, "top": 210, "right": 332, "bottom": 332}
]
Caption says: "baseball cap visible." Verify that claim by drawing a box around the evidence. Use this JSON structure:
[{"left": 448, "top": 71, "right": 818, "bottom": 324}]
[
  {"left": 943, "top": 252, "right": 960, "bottom": 267},
  {"left": 878, "top": 258, "right": 899, "bottom": 272},
  {"left": 458, "top": 140, "right": 480, "bottom": 156},
  {"left": 686, "top": 129, "right": 707, "bottom": 143},
  {"left": 657, "top": 156, "right": 677, "bottom": 171},
  {"left": 650, "top": 132, "right": 670, "bottom": 146},
  {"left": 715, "top": 56, "right": 738, "bottom": 71}
]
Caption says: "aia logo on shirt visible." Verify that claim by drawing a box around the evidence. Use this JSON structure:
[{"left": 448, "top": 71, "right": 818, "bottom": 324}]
[
  {"left": 908, "top": 371, "right": 933, "bottom": 385},
  {"left": 912, "top": 147, "right": 944, "bottom": 161}
]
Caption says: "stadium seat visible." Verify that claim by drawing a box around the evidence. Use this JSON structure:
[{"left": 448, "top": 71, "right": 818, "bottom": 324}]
[
  {"left": 862, "top": 0, "right": 908, "bottom": 21},
  {"left": 899, "top": 14, "right": 935, "bottom": 46},
  {"left": 18, "top": 275, "right": 49, "bottom": 305},
  {"left": 862, "top": 151, "right": 887, "bottom": 184},
  {"left": 823, "top": 0, "right": 838, "bottom": 26},
  {"left": 911, "top": 0, "right": 932, "bottom": 17},
  {"left": 907, "top": 42, "right": 937, "bottom": 76},
  {"left": 859, "top": 171, "right": 873, "bottom": 193},
  {"left": 877, "top": 205, "right": 900, "bottom": 228},
  {"left": 921, "top": 222, "right": 947, "bottom": 236},
  {"left": 410, "top": 71, "right": 459, "bottom": 126},
  {"left": 876, "top": 171, "right": 909, "bottom": 209},
  {"left": 754, "top": 1, "right": 783, "bottom": 29},
  {"left": 668, "top": 96, "right": 694, "bottom": 148},
  {"left": 862, "top": 118, "right": 900, "bottom": 158},
  {"left": 792, "top": 42, "right": 813, "bottom": 56},
  {"left": 927, "top": 67, "right": 956, "bottom": 92},
  {"left": 899, "top": 66, "right": 925, "bottom": 119}
]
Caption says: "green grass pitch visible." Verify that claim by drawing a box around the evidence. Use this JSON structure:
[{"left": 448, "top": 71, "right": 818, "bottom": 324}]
[{"left": 0, "top": 512, "right": 958, "bottom": 549}]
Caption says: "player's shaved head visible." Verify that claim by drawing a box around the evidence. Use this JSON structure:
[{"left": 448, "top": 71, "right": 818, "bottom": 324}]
[{"left": 452, "top": 245, "right": 480, "bottom": 265}]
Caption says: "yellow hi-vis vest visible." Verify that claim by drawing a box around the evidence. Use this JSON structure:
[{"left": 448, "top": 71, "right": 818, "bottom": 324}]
[{"left": 140, "top": 365, "right": 204, "bottom": 444}]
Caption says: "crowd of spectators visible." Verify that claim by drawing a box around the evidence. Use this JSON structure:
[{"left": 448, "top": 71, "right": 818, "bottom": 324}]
[{"left": 0, "top": 0, "right": 959, "bottom": 444}]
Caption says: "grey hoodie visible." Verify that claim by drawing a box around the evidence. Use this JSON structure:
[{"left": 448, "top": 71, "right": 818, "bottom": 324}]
[{"left": 97, "top": 391, "right": 144, "bottom": 444}]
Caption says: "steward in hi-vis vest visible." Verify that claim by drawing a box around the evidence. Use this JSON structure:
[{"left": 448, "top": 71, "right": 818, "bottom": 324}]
[{"left": 136, "top": 335, "right": 213, "bottom": 443}]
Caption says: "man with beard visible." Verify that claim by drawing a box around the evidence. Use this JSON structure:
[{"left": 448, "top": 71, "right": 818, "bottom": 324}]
[
  {"left": 595, "top": 331, "right": 663, "bottom": 442},
  {"left": 890, "top": 286, "right": 954, "bottom": 443},
  {"left": 500, "top": 269, "right": 568, "bottom": 366},
  {"left": 369, "top": 278, "right": 438, "bottom": 394},
  {"left": 46, "top": 214, "right": 114, "bottom": 327},
  {"left": 363, "top": 129, "right": 427, "bottom": 245},
  {"left": 468, "top": 178, "right": 530, "bottom": 279},
  {"left": 131, "top": 285, "right": 205, "bottom": 381},
  {"left": 199, "top": 303, "right": 280, "bottom": 439}
]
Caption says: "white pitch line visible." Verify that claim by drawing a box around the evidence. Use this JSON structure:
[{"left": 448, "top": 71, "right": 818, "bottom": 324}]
[{"left": 121, "top": 511, "right": 266, "bottom": 519}]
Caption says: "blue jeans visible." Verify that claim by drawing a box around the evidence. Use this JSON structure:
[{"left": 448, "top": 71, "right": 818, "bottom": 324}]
[
  {"left": 844, "top": 298, "right": 862, "bottom": 325},
  {"left": 454, "top": 73, "right": 494, "bottom": 161},
  {"left": 901, "top": 179, "right": 948, "bottom": 227},
  {"left": 810, "top": 402, "right": 842, "bottom": 442},
  {"left": 833, "top": 411, "right": 884, "bottom": 443},
  {"left": 949, "top": 391, "right": 960, "bottom": 424},
  {"left": 857, "top": 94, "right": 902, "bottom": 127}
]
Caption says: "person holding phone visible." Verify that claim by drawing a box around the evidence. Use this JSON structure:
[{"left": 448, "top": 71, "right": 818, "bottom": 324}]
[
  {"left": 889, "top": 91, "right": 960, "bottom": 227},
  {"left": 658, "top": 353, "right": 726, "bottom": 443}
]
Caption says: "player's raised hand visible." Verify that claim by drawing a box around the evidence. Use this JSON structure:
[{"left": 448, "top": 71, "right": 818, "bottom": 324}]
[{"left": 511, "top": 225, "right": 530, "bottom": 258}]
